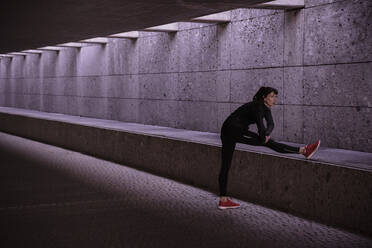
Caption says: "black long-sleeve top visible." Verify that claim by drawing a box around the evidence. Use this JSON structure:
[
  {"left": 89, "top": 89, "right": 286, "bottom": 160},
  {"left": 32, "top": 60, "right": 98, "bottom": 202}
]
[{"left": 224, "top": 100, "right": 274, "bottom": 142}]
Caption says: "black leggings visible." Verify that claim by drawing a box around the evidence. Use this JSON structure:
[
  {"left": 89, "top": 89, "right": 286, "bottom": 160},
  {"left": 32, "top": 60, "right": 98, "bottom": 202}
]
[{"left": 218, "top": 127, "right": 300, "bottom": 196}]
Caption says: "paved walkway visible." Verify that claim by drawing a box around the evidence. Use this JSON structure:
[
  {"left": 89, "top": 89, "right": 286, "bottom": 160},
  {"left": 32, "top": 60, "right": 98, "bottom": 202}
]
[{"left": 1, "top": 132, "right": 371, "bottom": 248}]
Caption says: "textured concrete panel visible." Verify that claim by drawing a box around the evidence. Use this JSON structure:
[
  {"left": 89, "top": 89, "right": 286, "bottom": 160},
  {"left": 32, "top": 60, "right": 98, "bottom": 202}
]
[
  {"left": 103, "top": 74, "right": 139, "bottom": 99},
  {"left": 1, "top": 79, "right": 9, "bottom": 98},
  {"left": 0, "top": 93, "right": 5, "bottom": 107},
  {"left": 14, "top": 78, "right": 29, "bottom": 98},
  {"left": 40, "top": 52, "right": 58, "bottom": 77},
  {"left": 9, "top": 56, "right": 25, "bottom": 78},
  {"left": 0, "top": 79, "right": 5, "bottom": 93},
  {"left": 76, "top": 76, "right": 105, "bottom": 98},
  {"left": 304, "top": 0, "right": 372, "bottom": 65},
  {"left": 71, "top": 75, "right": 141, "bottom": 100},
  {"left": 40, "top": 94, "right": 51, "bottom": 112},
  {"left": 0, "top": 93, "right": 4, "bottom": 106},
  {"left": 283, "top": 105, "right": 304, "bottom": 143},
  {"left": 217, "top": 102, "right": 231, "bottom": 132},
  {"left": 139, "top": 73, "right": 178, "bottom": 100},
  {"left": 217, "top": 23, "right": 231, "bottom": 70},
  {"left": 312, "top": 164, "right": 372, "bottom": 231},
  {"left": 259, "top": 156, "right": 302, "bottom": 212},
  {"left": 270, "top": 105, "right": 284, "bottom": 141},
  {"left": 24, "top": 94, "right": 41, "bottom": 111},
  {"left": 228, "top": 152, "right": 263, "bottom": 202},
  {"left": 0, "top": 58, "right": 11, "bottom": 78},
  {"left": 178, "top": 71, "right": 230, "bottom": 102},
  {"left": 107, "top": 98, "right": 139, "bottom": 123},
  {"left": 7, "top": 93, "right": 17, "bottom": 108},
  {"left": 64, "top": 96, "right": 80, "bottom": 116},
  {"left": 231, "top": 13, "right": 284, "bottom": 69},
  {"left": 2, "top": 78, "right": 12, "bottom": 95},
  {"left": 110, "top": 38, "right": 139, "bottom": 75},
  {"left": 23, "top": 78, "right": 32, "bottom": 95},
  {"left": 216, "top": 71, "right": 231, "bottom": 102},
  {"left": 25, "top": 78, "right": 42, "bottom": 95},
  {"left": 284, "top": 9, "right": 304, "bottom": 66},
  {"left": 62, "top": 76, "right": 78, "bottom": 96},
  {"left": 8, "top": 78, "right": 18, "bottom": 95},
  {"left": 14, "top": 93, "right": 26, "bottom": 109},
  {"left": 23, "top": 54, "right": 41, "bottom": 78},
  {"left": 4, "top": 91, "right": 13, "bottom": 107},
  {"left": 139, "top": 100, "right": 178, "bottom": 127},
  {"left": 41, "top": 77, "right": 64, "bottom": 96},
  {"left": 231, "top": 8, "right": 281, "bottom": 21},
  {"left": 177, "top": 101, "right": 218, "bottom": 132},
  {"left": 303, "top": 106, "right": 372, "bottom": 152},
  {"left": 19, "top": 78, "right": 28, "bottom": 95},
  {"left": 60, "top": 77, "right": 79, "bottom": 96},
  {"left": 230, "top": 68, "right": 283, "bottom": 104},
  {"left": 41, "top": 95, "right": 63, "bottom": 113},
  {"left": 56, "top": 48, "right": 78, "bottom": 77},
  {"left": 40, "top": 94, "right": 68, "bottom": 114},
  {"left": 53, "top": 95, "right": 64, "bottom": 114},
  {"left": 281, "top": 158, "right": 320, "bottom": 215},
  {"left": 78, "top": 96, "right": 109, "bottom": 119},
  {"left": 257, "top": 155, "right": 372, "bottom": 234},
  {"left": 23, "top": 78, "right": 33, "bottom": 94},
  {"left": 284, "top": 67, "right": 303, "bottom": 105},
  {"left": 303, "top": 63, "right": 372, "bottom": 107},
  {"left": 139, "top": 33, "right": 179, "bottom": 73},
  {"left": 178, "top": 25, "right": 218, "bottom": 72},
  {"left": 13, "top": 78, "right": 26, "bottom": 94},
  {"left": 19, "top": 78, "right": 28, "bottom": 94},
  {"left": 77, "top": 45, "right": 113, "bottom": 76},
  {"left": 44, "top": 95, "right": 80, "bottom": 116}
]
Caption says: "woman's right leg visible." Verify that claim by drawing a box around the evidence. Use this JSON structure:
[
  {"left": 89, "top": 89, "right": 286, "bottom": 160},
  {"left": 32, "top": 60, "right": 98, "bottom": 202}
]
[{"left": 265, "top": 139, "right": 300, "bottom": 154}]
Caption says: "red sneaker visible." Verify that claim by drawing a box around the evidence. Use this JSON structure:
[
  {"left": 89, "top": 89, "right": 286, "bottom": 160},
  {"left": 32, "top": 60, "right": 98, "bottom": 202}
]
[
  {"left": 303, "top": 140, "right": 321, "bottom": 159},
  {"left": 218, "top": 198, "right": 240, "bottom": 210}
]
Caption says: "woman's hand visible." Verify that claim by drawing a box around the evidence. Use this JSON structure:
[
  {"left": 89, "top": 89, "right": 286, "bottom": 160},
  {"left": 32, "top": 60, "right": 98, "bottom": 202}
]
[{"left": 265, "top": 136, "right": 270, "bottom": 143}]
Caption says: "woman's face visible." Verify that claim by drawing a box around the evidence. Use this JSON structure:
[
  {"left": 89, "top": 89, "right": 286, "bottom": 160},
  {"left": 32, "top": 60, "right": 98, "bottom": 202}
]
[{"left": 263, "top": 92, "right": 277, "bottom": 107}]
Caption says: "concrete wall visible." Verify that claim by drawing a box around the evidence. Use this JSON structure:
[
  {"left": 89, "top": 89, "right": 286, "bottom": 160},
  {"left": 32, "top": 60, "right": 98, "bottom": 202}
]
[{"left": 0, "top": 0, "right": 371, "bottom": 152}]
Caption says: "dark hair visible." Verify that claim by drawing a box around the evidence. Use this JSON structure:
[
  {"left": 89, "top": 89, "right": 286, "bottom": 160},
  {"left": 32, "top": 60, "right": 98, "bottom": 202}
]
[{"left": 253, "top": 86, "right": 278, "bottom": 101}]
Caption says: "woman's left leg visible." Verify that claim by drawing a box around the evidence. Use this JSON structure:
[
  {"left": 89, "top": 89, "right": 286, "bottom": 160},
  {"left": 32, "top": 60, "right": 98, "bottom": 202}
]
[
  {"left": 238, "top": 132, "right": 300, "bottom": 154},
  {"left": 218, "top": 134, "right": 241, "bottom": 209}
]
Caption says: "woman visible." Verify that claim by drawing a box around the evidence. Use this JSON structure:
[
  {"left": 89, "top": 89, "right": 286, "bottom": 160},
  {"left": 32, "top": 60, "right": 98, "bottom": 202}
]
[{"left": 218, "top": 86, "right": 320, "bottom": 209}]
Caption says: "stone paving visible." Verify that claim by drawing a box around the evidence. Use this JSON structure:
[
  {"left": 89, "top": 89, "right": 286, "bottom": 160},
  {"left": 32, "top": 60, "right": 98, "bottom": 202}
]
[{"left": 1, "top": 132, "right": 372, "bottom": 248}]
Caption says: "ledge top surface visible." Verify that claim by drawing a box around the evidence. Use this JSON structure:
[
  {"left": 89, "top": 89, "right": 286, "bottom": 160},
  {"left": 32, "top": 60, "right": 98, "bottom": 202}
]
[{"left": 0, "top": 107, "right": 371, "bottom": 172}]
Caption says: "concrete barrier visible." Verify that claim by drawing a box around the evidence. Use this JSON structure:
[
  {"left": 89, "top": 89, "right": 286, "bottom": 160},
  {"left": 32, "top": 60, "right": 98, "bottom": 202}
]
[{"left": 0, "top": 107, "right": 371, "bottom": 237}]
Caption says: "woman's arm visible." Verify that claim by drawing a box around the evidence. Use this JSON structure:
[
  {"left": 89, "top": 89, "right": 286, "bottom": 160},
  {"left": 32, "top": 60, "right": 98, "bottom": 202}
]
[
  {"left": 255, "top": 106, "right": 275, "bottom": 143},
  {"left": 265, "top": 110, "right": 275, "bottom": 136},
  {"left": 256, "top": 109, "right": 267, "bottom": 144}
]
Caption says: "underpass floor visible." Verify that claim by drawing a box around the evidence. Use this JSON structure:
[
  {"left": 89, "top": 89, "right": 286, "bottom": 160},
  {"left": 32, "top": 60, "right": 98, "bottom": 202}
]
[{"left": 0, "top": 132, "right": 371, "bottom": 248}]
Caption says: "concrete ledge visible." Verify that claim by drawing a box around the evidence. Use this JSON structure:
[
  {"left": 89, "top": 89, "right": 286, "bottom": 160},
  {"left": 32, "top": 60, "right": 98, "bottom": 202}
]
[{"left": 0, "top": 107, "right": 371, "bottom": 237}]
